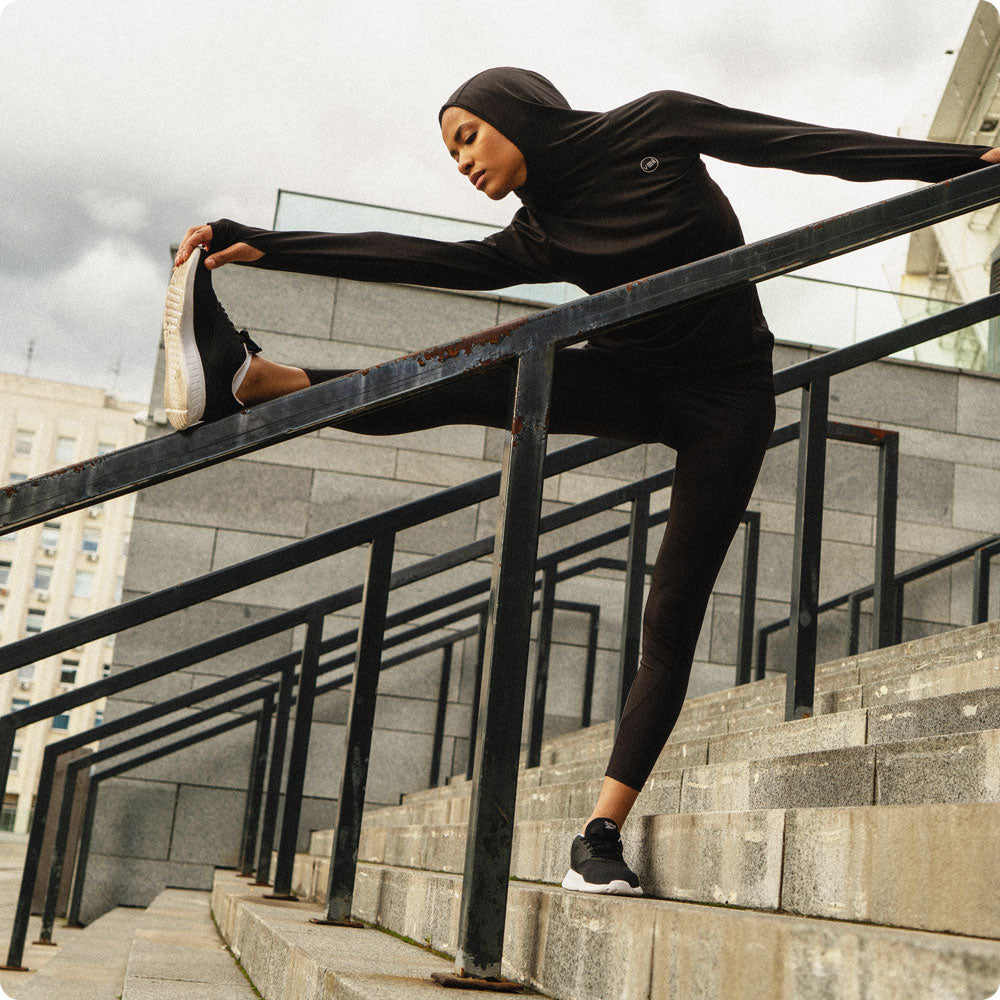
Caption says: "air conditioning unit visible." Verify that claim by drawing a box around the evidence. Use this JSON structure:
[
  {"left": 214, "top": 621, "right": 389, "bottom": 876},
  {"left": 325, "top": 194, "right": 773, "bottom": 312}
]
[
  {"left": 17, "top": 680, "right": 31, "bottom": 691},
  {"left": 86, "top": 552, "right": 99, "bottom": 562},
  {"left": 43, "top": 547, "right": 57, "bottom": 557},
  {"left": 88, "top": 508, "right": 101, "bottom": 518},
  {"left": 35, "top": 591, "right": 50, "bottom": 603},
  {"left": 0, "top": 586, "right": 8, "bottom": 597},
  {"left": 59, "top": 683, "right": 73, "bottom": 693}
]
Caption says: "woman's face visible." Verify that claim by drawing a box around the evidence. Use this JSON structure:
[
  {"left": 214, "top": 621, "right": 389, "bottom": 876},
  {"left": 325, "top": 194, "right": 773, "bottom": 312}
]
[{"left": 440, "top": 107, "right": 527, "bottom": 200}]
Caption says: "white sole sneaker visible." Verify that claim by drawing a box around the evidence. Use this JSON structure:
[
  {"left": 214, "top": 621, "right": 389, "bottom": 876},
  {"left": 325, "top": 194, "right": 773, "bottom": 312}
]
[
  {"left": 561, "top": 868, "right": 643, "bottom": 896},
  {"left": 162, "top": 247, "right": 206, "bottom": 430}
]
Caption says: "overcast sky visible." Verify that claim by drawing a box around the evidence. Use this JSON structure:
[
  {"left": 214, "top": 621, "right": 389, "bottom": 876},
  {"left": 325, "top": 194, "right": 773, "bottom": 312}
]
[{"left": 0, "top": 0, "right": 986, "bottom": 406}]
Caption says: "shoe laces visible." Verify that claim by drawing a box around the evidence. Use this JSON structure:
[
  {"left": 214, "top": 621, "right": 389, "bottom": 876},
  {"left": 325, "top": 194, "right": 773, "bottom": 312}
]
[{"left": 584, "top": 831, "right": 625, "bottom": 862}]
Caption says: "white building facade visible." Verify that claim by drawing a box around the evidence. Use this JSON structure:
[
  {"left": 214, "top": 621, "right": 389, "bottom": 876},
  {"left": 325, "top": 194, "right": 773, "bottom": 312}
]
[{"left": 0, "top": 372, "right": 144, "bottom": 834}]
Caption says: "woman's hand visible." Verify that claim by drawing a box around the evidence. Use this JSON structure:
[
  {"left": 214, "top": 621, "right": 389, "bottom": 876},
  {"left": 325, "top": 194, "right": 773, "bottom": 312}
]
[
  {"left": 981, "top": 148, "right": 1000, "bottom": 164},
  {"left": 174, "top": 224, "right": 265, "bottom": 270}
]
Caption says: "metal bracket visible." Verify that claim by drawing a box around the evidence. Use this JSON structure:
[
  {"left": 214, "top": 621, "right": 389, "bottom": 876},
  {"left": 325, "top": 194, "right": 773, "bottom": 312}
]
[{"left": 430, "top": 971, "right": 523, "bottom": 992}]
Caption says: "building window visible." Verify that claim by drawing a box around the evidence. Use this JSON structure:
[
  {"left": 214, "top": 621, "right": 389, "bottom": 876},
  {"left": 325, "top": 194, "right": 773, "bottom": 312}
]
[
  {"left": 93, "top": 708, "right": 104, "bottom": 727},
  {"left": 33, "top": 565, "right": 52, "bottom": 592},
  {"left": 40, "top": 523, "right": 60, "bottom": 551},
  {"left": 87, "top": 503, "right": 104, "bottom": 519},
  {"left": 102, "top": 663, "right": 112, "bottom": 678},
  {"left": 9, "top": 473, "right": 26, "bottom": 484},
  {"left": 60, "top": 660, "right": 78, "bottom": 685},
  {"left": 9, "top": 749, "right": 20, "bottom": 774},
  {"left": 54, "top": 437, "right": 75, "bottom": 463},
  {"left": 16, "top": 664, "right": 34, "bottom": 683},
  {"left": 1, "top": 794, "right": 17, "bottom": 831},
  {"left": 0, "top": 560, "right": 10, "bottom": 587},
  {"left": 14, "top": 430, "right": 34, "bottom": 456},
  {"left": 73, "top": 571, "right": 94, "bottom": 599},
  {"left": 96, "top": 442, "right": 115, "bottom": 456},
  {"left": 81, "top": 530, "right": 100, "bottom": 556},
  {"left": 52, "top": 714, "right": 70, "bottom": 731},
  {"left": 11, "top": 699, "right": 29, "bottom": 712},
  {"left": 25, "top": 609, "right": 45, "bottom": 633}
]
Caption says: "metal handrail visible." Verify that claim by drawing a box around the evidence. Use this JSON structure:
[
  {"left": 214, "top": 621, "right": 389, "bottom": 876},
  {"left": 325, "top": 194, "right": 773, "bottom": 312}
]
[
  {"left": 2, "top": 165, "right": 1000, "bottom": 983},
  {"left": 756, "top": 529, "right": 1000, "bottom": 670}
]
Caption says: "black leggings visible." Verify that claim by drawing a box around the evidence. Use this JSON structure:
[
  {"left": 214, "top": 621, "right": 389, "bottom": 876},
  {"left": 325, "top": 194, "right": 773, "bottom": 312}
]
[{"left": 304, "top": 347, "right": 775, "bottom": 791}]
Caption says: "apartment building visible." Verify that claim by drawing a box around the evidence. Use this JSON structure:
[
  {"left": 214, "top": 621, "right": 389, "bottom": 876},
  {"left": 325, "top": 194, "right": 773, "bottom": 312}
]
[{"left": 0, "top": 371, "right": 144, "bottom": 834}]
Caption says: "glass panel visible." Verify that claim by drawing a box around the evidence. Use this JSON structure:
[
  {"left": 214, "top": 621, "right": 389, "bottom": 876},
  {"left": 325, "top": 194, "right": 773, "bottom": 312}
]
[
  {"left": 274, "top": 190, "right": 579, "bottom": 306},
  {"left": 73, "top": 571, "right": 94, "bottom": 598},
  {"left": 40, "top": 524, "right": 60, "bottom": 549},
  {"left": 60, "top": 667, "right": 77, "bottom": 684},
  {"left": 16, "top": 664, "right": 34, "bottom": 681},
  {"left": 51, "top": 715, "right": 70, "bottom": 731},
  {"left": 0, "top": 561, "right": 10, "bottom": 586},
  {"left": 25, "top": 610, "right": 45, "bottom": 633},
  {"left": 81, "top": 530, "right": 100, "bottom": 554},
  {"left": 33, "top": 565, "right": 52, "bottom": 590}
]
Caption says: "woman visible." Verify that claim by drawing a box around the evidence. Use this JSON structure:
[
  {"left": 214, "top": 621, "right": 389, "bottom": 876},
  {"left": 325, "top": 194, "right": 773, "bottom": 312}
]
[{"left": 164, "top": 68, "right": 998, "bottom": 895}]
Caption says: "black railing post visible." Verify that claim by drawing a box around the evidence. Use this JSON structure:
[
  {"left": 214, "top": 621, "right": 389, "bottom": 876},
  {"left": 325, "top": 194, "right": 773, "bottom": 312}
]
[
  {"left": 269, "top": 613, "right": 325, "bottom": 899},
  {"left": 255, "top": 662, "right": 295, "bottom": 885},
  {"left": 735, "top": 511, "right": 760, "bottom": 685},
  {"left": 580, "top": 607, "right": 600, "bottom": 728},
  {"left": 446, "top": 344, "right": 554, "bottom": 985},
  {"left": 848, "top": 592, "right": 864, "bottom": 655},
  {"left": 238, "top": 707, "right": 267, "bottom": 873},
  {"left": 872, "top": 431, "right": 899, "bottom": 648},
  {"left": 4, "top": 748, "right": 57, "bottom": 969},
  {"left": 240, "top": 695, "right": 273, "bottom": 876},
  {"left": 465, "top": 609, "right": 489, "bottom": 781},
  {"left": 319, "top": 532, "right": 395, "bottom": 924},
  {"left": 785, "top": 377, "right": 830, "bottom": 721},
  {"left": 615, "top": 492, "right": 650, "bottom": 732},
  {"left": 429, "top": 644, "right": 454, "bottom": 787},
  {"left": 754, "top": 626, "right": 769, "bottom": 680},
  {"left": 65, "top": 781, "right": 98, "bottom": 928},
  {"left": 972, "top": 542, "right": 1000, "bottom": 623},
  {"left": 526, "top": 567, "right": 558, "bottom": 768}
]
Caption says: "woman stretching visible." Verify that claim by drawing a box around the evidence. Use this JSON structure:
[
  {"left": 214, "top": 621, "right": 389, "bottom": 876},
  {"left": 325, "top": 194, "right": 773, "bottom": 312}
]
[{"left": 163, "top": 67, "right": 997, "bottom": 895}]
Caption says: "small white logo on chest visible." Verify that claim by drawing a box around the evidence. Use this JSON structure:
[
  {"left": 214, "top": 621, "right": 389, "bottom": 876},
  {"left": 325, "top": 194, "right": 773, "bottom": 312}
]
[{"left": 640, "top": 156, "right": 659, "bottom": 173}]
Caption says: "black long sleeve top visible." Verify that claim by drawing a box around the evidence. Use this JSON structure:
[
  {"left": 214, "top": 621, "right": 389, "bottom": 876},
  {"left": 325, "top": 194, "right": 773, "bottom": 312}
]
[{"left": 211, "top": 88, "right": 991, "bottom": 376}]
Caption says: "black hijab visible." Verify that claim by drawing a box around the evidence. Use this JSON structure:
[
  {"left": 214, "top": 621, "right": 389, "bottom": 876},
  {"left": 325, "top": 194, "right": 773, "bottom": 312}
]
[{"left": 440, "top": 67, "right": 605, "bottom": 203}]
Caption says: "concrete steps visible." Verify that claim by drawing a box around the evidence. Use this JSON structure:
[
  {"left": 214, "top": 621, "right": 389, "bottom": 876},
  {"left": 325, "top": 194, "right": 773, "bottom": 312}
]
[
  {"left": 3, "top": 906, "right": 142, "bottom": 1000},
  {"left": 265, "top": 621, "right": 1000, "bottom": 997},
  {"left": 210, "top": 868, "right": 535, "bottom": 1000},
  {"left": 121, "top": 887, "right": 256, "bottom": 999}
]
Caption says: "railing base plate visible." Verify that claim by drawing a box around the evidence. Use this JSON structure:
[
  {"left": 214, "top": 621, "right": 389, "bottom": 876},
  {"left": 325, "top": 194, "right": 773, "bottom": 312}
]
[
  {"left": 430, "top": 972, "right": 522, "bottom": 992},
  {"left": 31, "top": 939, "right": 57, "bottom": 947},
  {"left": 0, "top": 965, "right": 29, "bottom": 972},
  {"left": 309, "top": 916, "right": 364, "bottom": 928},
  {"left": 263, "top": 892, "right": 298, "bottom": 901}
]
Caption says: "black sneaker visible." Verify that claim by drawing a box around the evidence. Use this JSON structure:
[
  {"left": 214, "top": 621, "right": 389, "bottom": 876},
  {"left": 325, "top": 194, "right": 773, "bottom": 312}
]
[
  {"left": 162, "top": 246, "right": 261, "bottom": 430},
  {"left": 561, "top": 817, "right": 642, "bottom": 896}
]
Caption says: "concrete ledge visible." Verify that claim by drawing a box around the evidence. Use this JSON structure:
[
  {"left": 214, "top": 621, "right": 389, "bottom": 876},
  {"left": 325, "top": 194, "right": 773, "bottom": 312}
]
[
  {"left": 210, "top": 869, "right": 518, "bottom": 1000},
  {"left": 122, "top": 887, "right": 255, "bottom": 999}
]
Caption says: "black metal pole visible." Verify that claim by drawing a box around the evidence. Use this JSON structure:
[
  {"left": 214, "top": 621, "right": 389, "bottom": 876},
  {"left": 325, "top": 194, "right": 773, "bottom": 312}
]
[
  {"left": 429, "top": 644, "right": 454, "bottom": 787},
  {"left": 320, "top": 532, "right": 396, "bottom": 924},
  {"left": 65, "top": 782, "right": 98, "bottom": 928},
  {"left": 735, "top": 511, "right": 760, "bottom": 685},
  {"left": 465, "top": 609, "right": 489, "bottom": 781},
  {"left": 526, "top": 568, "right": 557, "bottom": 768},
  {"left": 37, "top": 753, "right": 85, "bottom": 943},
  {"left": 240, "top": 694, "right": 273, "bottom": 876},
  {"left": 848, "top": 592, "right": 863, "bottom": 656},
  {"left": 615, "top": 492, "right": 650, "bottom": 733},
  {"left": 269, "top": 613, "right": 325, "bottom": 899},
  {"left": 255, "top": 663, "right": 295, "bottom": 885},
  {"left": 238, "top": 710, "right": 267, "bottom": 873},
  {"left": 785, "top": 377, "right": 829, "bottom": 721},
  {"left": 972, "top": 544, "right": 1000, "bottom": 624},
  {"left": 872, "top": 432, "right": 899, "bottom": 648},
  {"left": 449, "top": 345, "right": 554, "bottom": 983},
  {"left": 754, "top": 626, "right": 769, "bottom": 680},
  {"left": 5, "top": 749, "right": 57, "bottom": 969},
  {"left": 580, "top": 607, "right": 599, "bottom": 728}
]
